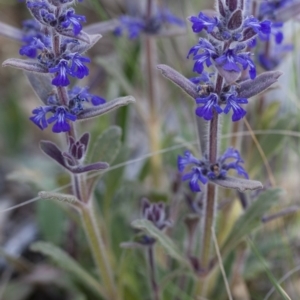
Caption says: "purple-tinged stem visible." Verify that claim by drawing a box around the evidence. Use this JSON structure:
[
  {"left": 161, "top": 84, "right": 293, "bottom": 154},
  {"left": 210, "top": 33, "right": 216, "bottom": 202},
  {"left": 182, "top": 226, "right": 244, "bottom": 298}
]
[
  {"left": 200, "top": 74, "right": 223, "bottom": 270},
  {"left": 148, "top": 246, "right": 160, "bottom": 300}
]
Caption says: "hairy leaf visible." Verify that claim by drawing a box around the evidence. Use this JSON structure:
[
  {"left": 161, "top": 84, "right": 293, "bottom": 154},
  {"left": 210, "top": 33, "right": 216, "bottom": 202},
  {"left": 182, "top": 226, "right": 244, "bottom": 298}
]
[
  {"left": 157, "top": 64, "right": 198, "bottom": 100},
  {"left": 237, "top": 71, "right": 282, "bottom": 99},
  {"left": 78, "top": 96, "right": 135, "bottom": 120},
  {"left": 2, "top": 58, "right": 48, "bottom": 73},
  {"left": 211, "top": 176, "right": 263, "bottom": 192},
  {"left": 132, "top": 219, "right": 190, "bottom": 266},
  {"left": 24, "top": 72, "right": 54, "bottom": 104}
]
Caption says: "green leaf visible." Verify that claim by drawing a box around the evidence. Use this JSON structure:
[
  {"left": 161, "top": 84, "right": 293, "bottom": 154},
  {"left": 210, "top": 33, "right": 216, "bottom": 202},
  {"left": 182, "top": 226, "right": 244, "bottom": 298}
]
[
  {"left": 87, "top": 125, "right": 122, "bottom": 165},
  {"left": 131, "top": 219, "right": 189, "bottom": 266},
  {"left": 249, "top": 116, "right": 295, "bottom": 175},
  {"left": 30, "top": 242, "right": 104, "bottom": 298},
  {"left": 36, "top": 201, "right": 65, "bottom": 245},
  {"left": 221, "top": 188, "right": 283, "bottom": 256},
  {"left": 247, "top": 238, "right": 291, "bottom": 300}
]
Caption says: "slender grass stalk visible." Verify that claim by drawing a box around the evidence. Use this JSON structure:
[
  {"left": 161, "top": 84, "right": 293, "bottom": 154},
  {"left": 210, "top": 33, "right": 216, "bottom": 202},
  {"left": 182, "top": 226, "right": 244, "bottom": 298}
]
[{"left": 144, "top": 0, "right": 163, "bottom": 188}]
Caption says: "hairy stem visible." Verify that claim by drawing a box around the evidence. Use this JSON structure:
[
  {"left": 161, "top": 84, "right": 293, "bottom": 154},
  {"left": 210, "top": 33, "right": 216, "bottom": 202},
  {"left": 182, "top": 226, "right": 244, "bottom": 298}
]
[
  {"left": 81, "top": 201, "right": 118, "bottom": 299},
  {"left": 148, "top": 246, "right": 160, "bottom": 300},
  {"left": 200, "top": 75, "right": 223, "bottom": 270}
]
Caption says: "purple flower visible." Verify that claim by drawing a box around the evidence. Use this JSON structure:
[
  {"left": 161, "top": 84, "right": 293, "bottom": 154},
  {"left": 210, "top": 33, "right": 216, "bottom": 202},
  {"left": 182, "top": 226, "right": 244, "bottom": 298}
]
[
  {"left": 47, "top": 107, "right": 77, "bottom": 133},
  {"left": 177, "top": 150, "right": 202, "bottom": 172},
  {"left": 189, "top": 72, "right": 212, "bottom": 85},
  {"left": 142, "top": 198, "right": 170, "bottom": 230},
  {"left": 195, "top": 93, "right": 222, "bottom": 121},
  {"left": 115, "top": 16, "right": 145, "bottom": 39},
  {"left": 49, "top": 60, "right": 72, "bottom": 86},
  {"left": 259, "top": 0, "right": 293, "bottom": 18},
  {"left": 271, "top": 22, "right": 284, "bottom": 44},
  {"left": 218, "top": 148, "right": 248, "bottom": 179},
  {"left": 69, "top": 53, "right": 90, "bottom": 79},
  {"left": 177, "top": 148, "right": 248, "bottom": 192},
  {"left": 182, "top": 167, "right": 208, "bottom": 192},
  {"left": 188, "top": 39, "right": 217, "bottom": 74},
  {"left": 159, "top": 8, "right": 185, "bottom": 26},
  {"left": 188, "top": 12, "right": 219, "bottom": 33},
  {"left": 115, "top": 7, "right": 184, "bottom": 39},
  {"left": 26, "top": 1, "right": 49, "bottom": 9},
  {"left": 60, "top": 8, "right": 86, "bottom": 35},
  {"left": 244, "top": 17, "right": 272, "bottom": 39},
  {"left": 215, "top": 49, "right": 257, "bottom": 79},
  {"left": 29, "top": 106, "right": 53, "bottom": 130},
  {"left": 178, "top": 151, "right": 208, "bottom": 192},
  {"left": 222, "top": 92, "right": 248, "bottom": 121},
  {"left": 20, "top": 19, "right": 50, "bottom": 58},
  {"left": 258, "top": 43, "right": 293, "bottom": 70},
  {"left": 19, "top": 37, "right": 47, "bottom": 58},
  {"left": 68, "top": 86, "right": 106, "bottom": 114},
  {"left": 187, "top": 38, "right": 216, "bottom": 58}
]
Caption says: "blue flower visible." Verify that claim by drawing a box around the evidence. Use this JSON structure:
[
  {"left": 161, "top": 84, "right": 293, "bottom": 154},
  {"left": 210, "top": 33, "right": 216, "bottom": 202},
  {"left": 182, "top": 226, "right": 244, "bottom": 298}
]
[
  {"left": 195, "top": 93, "right": 222, "bottom": 121},
  {"left": 189, "top": 71, "right": 212, "bottom": 85},
  {"left": 115, "top": 16, "right": 146, "bottom": 39},
  {"left": 115, "top": 7, "right": 184, "bottom": 39},
  {"left": 244, "top": 17, "right": 272, "bottom": 39},
  {"left": 26, "top": 1, "right": 49, "bottom": 9},
  {"left": 47, "top": 107, "right": 77, "bottom": 133},
  {"left": 259, "top": 0, "right": 293, "bottom": 18},
  {"left": 218, "top": 148, "right": 248, "bottom": 179},
  {"left": 29, "top": 106, "right": 53, "bottom": 130},
  {"left": 187, "top": 38, "right": 216, "bottom": 58},
  {"left": 258, "top": 43, "right": 293, "bottom": 70},
  {"left": 177, "top": 150, "right": 202, "bottom": 172},
  {"left": 19, "top": 37, "right": 47, "bottom": 58},
  {"left": 188, "top": 39, "right": 217, "bottom": 74},
  {"left": 188, "top": 12, "right": 219, "bottom": 33},
  {"left": 49, "top": 60, "right": 73, "bottom": 86},
  {"left": 68, "top": 86, "right": 106, "bottom": 114},
  {"left": 61, "top": 8, "right": 86, "bottom": 35},
  {"left": 222, "top": 92, "right": 248, "bottom": 121},
  {"left": 20, "top": 19, "right": 50, "bottom": 58},
  {"left": 177, "top": 148, "right": 248, "bottom": 192},
  {"left": 159, "top": 8, "right": 185, "bottom": 26},
  {"left": 182, "top": 167, "right": 208, "bottom": 192},
  {"left": 215, "top": 49, "right": 257, "bottom": 79},
  {"left": 69, "top": 53, "right": 90, "bottom": 79}
]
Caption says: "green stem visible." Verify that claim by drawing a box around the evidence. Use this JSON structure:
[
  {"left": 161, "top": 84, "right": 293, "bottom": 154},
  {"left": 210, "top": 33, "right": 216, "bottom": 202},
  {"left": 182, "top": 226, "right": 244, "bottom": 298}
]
[
  {"left": 145, "top": 35, "right": 162, "bottom": 188},
  {"left": 80, "top": 201, "right": 118, "bottom": 300}
]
